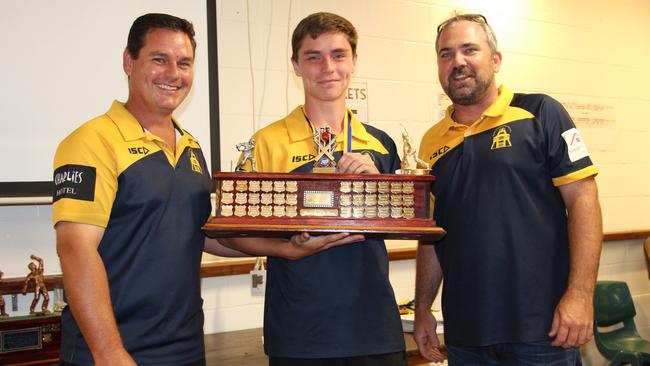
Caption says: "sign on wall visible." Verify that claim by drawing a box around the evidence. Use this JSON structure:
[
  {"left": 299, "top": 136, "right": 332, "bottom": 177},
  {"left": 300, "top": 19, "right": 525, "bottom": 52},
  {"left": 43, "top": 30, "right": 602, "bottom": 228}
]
[{"left": 346, "top": 81, "right": 368, "bottom": 123}]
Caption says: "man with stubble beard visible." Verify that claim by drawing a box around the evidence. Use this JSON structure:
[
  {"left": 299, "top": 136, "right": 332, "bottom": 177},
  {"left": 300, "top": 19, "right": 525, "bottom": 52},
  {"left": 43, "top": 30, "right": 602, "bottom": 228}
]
[{"left": 413, "top": 12, "right": 602, "bottom": 365}]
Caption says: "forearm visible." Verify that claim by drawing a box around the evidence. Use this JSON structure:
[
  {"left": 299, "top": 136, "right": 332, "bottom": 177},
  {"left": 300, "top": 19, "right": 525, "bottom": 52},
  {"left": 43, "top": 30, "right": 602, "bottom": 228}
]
[
  {"left": 56, "top": 222, "right": 130, "bottom": 362},
  {"left": 217, "top": 237, "right": 288, "bottom": 257},
  {"left": 59, "top": 247, "right": 127, "bottom": 359},
  {"left": 565, "top": 179, "right": 603, "bottom": 295},
  {"left": 204, "top": 237, "right": 251, "bottom": 257},
  {"left": 415, "top": 243, "right": 443, "bottom": 314}
]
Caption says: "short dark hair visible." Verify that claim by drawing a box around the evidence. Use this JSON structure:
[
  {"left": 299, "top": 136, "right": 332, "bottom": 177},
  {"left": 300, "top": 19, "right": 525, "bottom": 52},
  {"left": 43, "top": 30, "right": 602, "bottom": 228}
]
[
  {"left": 291, "top": 12, "right": 357, "bottom": 62},
  {"left": 126, "top": 13, "right": 196, "bottom": 59}
]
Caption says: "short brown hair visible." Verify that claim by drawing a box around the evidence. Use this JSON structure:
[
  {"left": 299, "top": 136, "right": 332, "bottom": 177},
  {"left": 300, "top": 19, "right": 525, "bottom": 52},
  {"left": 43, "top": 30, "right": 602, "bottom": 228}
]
[{"left": 291, "top": 12, "right": 357, "bottom": 62}]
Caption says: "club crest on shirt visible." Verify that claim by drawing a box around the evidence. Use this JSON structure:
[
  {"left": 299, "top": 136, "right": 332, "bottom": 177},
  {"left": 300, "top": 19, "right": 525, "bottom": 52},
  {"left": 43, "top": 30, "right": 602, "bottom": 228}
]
[
  {"left": 189, "top": 149, "right": 203, "bottom": 174},
  {"left": 491, "top": 126, "right": 512, "bottom": 150}
]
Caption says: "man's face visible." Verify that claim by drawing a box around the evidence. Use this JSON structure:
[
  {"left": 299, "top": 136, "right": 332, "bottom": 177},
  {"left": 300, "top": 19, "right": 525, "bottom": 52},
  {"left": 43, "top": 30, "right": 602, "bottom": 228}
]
[
  {"left": 292, "top": 32, "right": 357, "bottom": 103},
  {"left": 436, "top": 20, "right": 501, "bottom": 106},
  {"left": 123, "top": 28, "right": 194, "bottom": 115}
]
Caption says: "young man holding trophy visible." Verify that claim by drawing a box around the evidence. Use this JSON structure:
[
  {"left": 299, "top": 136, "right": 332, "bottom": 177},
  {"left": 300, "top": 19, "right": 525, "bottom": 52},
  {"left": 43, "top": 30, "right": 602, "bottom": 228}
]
[{"left": 215, "top": 11, "right": 407, "bottom": 366}]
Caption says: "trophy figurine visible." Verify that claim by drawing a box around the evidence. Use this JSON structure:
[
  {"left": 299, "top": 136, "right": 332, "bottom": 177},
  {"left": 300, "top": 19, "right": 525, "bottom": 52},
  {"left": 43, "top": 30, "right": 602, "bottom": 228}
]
[
  {"left": 0, "top": 270, "right": 9, "bottom": 317},
  {"left": 399, "top": 130, "right": 430, "bottom": 175},
  {"left": 235, "top": 138, "right": 256, "bottom": 172},
  {"left": 313, "top": 127, "right": 337, "bottom": 173},
  {"left": 21, "top": 255, "right": 50, "bottom": 315}
]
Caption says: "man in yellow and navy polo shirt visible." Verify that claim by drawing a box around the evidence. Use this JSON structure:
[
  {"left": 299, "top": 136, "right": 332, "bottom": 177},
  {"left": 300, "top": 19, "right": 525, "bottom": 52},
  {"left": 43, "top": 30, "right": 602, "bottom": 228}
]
[
  {"left": 219, "top": 12, "right": 407, "bottom": 366},
  {"left": 51, "top": 14, "right": 246, "bottom": 366},
  {"left": 413, "top": 13, "right": 603, "bottom": 365}
]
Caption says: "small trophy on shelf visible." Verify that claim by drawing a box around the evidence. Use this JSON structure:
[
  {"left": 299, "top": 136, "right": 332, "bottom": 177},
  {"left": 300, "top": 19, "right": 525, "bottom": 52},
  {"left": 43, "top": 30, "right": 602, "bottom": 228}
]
[
  {"left": 21, "top": 255, "right": 50, "bottom": 315},
  {"left": 0, "top": 270, "right": 9, "bottom": 317},
  {"left": 235, "top": 138, "right": 256, "bottom": 172}
]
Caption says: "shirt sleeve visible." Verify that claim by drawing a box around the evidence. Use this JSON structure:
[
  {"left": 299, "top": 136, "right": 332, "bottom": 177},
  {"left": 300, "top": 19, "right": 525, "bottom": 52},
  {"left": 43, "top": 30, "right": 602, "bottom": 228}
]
[
  {"left": 540, "top": 96, "right": 598, "bottom": 186},
  {"left": 52, "top": 125, "right": 118, "bottom": 228}
]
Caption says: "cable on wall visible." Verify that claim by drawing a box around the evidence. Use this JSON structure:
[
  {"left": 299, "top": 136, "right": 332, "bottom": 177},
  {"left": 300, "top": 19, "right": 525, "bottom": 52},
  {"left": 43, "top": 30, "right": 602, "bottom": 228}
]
[{"left": 246, "top": 0, "right": 274, "bottom": 134}]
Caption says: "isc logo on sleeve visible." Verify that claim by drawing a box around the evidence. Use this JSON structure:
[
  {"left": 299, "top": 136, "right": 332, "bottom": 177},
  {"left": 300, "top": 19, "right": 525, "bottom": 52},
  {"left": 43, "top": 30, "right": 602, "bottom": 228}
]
[{"left": 53, "top": 164, "right": 96, "bottom": 202}]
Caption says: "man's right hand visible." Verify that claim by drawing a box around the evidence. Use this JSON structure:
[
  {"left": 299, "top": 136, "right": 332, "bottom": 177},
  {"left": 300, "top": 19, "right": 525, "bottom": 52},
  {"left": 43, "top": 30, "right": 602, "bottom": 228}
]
[{"left": 413, "top": 310, "right": 445, "bottom": 362}]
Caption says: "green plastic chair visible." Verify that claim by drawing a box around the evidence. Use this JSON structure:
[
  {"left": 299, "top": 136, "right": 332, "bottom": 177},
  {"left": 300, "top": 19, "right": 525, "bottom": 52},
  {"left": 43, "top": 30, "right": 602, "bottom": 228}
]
[{"left": 593, "top": 281, "right": 650, "bottom": 366}]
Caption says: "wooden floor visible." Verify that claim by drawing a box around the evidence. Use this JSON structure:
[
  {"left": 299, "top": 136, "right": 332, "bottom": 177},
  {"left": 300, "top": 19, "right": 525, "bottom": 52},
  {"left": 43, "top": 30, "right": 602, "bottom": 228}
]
[
  {"left": 205, "top": 328, "right": 436, "bottom": 366},
  {"left": 28, "top": 328, "right": 435, "bottom": 366}
]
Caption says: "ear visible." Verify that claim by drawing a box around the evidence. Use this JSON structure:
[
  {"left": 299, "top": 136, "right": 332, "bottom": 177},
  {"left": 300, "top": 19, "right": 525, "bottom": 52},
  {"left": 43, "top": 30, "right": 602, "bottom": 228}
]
[
  {"left": 291, "top": 58, "right": 301, "bottom": 77},
  {"left": 352, "top": 54, "right": 357, "bottom": 73},
  {"left": 492, "top": 51, "right": 502, "bottom": 73},
  {"left": 123, "top": 48, "right": 133, "bottom": 76}
]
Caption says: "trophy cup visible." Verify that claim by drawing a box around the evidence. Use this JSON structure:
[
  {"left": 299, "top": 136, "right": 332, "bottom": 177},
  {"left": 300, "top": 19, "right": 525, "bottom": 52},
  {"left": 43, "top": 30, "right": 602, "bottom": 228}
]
[{"left": 203, "top": 132, "right": 445, "bottom": 240}]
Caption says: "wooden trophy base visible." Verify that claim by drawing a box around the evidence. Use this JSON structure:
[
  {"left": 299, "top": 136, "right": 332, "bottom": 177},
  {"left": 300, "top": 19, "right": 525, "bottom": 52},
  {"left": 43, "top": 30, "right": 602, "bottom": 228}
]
[
  {"left": 0, "top": 313, "right": 61, "bottom": 365},
  {"left": 203, "top": 172, "right": 446, "bottom": 241}
]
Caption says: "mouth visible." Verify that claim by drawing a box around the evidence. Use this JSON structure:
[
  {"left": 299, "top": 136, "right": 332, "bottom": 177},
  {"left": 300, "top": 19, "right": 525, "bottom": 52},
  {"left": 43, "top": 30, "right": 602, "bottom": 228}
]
[
  {"left": 449, "top": 67, "right": 474, "bottom": 84},
  {"left": 156, "top": 83, "right": 181, "bottom": 91},
  {"left": 319, "top": 79, "right": 339, "bottom": 84}
]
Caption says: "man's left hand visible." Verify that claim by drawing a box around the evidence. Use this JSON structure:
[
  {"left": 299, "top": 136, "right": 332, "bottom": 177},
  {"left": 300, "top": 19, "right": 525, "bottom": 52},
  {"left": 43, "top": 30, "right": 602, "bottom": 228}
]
[
  {"left": 548, "top": 289, "right": 594, "bottom": 348},
  {"left": 337, "top": 153, "right": 379, "bottom": 174}
]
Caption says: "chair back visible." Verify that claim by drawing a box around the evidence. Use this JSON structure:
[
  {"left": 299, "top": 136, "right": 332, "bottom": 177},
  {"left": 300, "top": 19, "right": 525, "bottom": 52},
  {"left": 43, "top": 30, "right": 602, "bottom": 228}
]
[
  {"left": 643, "top": 238, "right": 650, "bottom": 278},
  {"left": 594, "top": 281, "right": 636, "bottom": 327}
]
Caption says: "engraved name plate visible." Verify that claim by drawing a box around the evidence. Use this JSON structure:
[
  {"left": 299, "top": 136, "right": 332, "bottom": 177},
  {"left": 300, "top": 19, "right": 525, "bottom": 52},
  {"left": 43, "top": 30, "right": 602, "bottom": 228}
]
[{"left": 303, "top": 191, "right": 335, "bottom": 208}]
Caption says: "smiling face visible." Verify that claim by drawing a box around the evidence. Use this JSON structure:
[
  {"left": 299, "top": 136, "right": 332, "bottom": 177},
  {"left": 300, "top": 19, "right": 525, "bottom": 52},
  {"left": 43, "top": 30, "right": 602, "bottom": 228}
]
[
  {"left": 292, "top": 32, "right": 357, "bottom": 104},
  {"left": 436, "top": 20, "right": 501, "bottom": 106},
  {"left": 123, "top": 28, "right": 194, "bottom": 117}
]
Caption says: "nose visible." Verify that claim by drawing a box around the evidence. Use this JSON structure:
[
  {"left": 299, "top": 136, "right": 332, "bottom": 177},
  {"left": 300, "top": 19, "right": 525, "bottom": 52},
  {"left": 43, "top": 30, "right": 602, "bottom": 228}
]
[
  {"left": 166, "top": 62, "right": 181, "bottom": 79},
  {"left": 451, "top": 51, "right": 466, "bottom": 67},
  {"left": 321, "top": 56, "right": 335, "bottom": 73}
]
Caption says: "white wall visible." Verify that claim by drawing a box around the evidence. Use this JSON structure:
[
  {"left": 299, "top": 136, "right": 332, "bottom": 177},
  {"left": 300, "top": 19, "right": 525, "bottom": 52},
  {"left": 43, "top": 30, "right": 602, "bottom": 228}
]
[{"left": 1, "top": 1, "right": 649, "bottom": 365}]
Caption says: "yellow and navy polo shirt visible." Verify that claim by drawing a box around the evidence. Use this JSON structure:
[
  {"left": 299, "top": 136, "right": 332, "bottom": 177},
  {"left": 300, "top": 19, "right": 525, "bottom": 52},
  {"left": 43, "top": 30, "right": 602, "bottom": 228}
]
[
  {"left": 52, "top": 101, "right": 212, "bottom": 364},
  {"left": 240, "top": 106, "right": 405, "bottom": 358},
  {"left": 240, "top": 106, "right": 398, "bottom": 174},
  {"left": 419, "top": 86, "right": 597, "bottom": 347}
]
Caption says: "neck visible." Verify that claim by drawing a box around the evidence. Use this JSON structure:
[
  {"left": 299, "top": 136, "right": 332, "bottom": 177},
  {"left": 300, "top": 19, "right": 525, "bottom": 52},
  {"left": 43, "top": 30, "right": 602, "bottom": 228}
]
[
  {"left": 124, "top": 100, "right": 174, "bottom": 131},
  {"left": 303, "top": 98, "right": 347, "bottom": 134}
]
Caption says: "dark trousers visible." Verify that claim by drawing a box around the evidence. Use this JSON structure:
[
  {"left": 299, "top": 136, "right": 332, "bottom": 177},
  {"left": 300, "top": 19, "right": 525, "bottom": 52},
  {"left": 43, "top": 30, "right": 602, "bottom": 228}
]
[
  {"left": 60, "top": 358, "right": 206, "bottom": 366},
  {"left": 446, "top": 341, "right": 582, "bottom": 366},
  {"left": 269, "top": 351, "right": 407, "bottom": 366}
]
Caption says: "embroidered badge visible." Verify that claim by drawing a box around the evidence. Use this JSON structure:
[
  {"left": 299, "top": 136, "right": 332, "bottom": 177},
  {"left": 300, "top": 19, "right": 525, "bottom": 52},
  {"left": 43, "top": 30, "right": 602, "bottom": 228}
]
[
  {"left": 561, "top": 127, "right": 589, "bottom": 162},
  {"left": 491, "top": 126, "right": 512, "bottom": 150},
  {"left": 189, "top": 149, "right": 203, "bottom": 174}
]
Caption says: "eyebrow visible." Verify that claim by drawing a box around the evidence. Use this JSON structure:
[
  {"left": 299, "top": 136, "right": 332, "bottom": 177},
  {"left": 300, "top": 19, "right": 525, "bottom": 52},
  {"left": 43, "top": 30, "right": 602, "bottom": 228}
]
[
  {"left": 302, "top": 48, "right": 349, "bottom": 56},
  {"left": 147, "top": 51, "right": 194, "bottom": 62},
  {"left": 438, "top": 42, "right": 480, "bottom": 53}
]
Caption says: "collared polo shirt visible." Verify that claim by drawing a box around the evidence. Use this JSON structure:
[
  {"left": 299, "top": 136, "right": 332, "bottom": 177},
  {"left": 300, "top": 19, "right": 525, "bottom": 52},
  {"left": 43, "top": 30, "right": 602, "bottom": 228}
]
[
  {"left": 53, "top": 101, "right": 212, "bottom": 365},
  {"left": 418, "top": 86, "right": 597, "bottom": 346},
  {"left": 240, "top": 106, "right": 405, "bottom": 358}
]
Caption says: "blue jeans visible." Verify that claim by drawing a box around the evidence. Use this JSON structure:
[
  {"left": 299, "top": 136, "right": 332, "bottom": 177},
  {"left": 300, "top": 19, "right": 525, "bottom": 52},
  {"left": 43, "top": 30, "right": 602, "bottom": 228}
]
[{"left": 446, "top": 341, "right": 582, "bottom": 366}]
